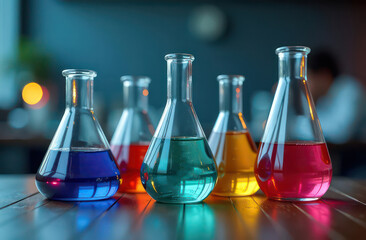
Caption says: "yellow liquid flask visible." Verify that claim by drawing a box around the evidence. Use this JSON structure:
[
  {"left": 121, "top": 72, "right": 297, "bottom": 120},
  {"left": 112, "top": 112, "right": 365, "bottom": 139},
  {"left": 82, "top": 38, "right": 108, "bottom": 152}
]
[{"left": 208, "top": 75, "right": 259, "bottom": 196}]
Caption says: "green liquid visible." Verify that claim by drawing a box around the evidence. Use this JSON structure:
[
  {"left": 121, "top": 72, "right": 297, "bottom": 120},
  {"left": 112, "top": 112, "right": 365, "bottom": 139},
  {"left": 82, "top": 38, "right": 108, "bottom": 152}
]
[{"left": 141, "top": 137, "right": 218, "bottom": 203}]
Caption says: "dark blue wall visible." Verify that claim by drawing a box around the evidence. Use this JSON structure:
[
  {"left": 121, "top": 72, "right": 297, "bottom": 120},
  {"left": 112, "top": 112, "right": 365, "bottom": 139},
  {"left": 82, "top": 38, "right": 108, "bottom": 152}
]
[{"left": 27, "top": 0, "right": 366, "bottom": 132}]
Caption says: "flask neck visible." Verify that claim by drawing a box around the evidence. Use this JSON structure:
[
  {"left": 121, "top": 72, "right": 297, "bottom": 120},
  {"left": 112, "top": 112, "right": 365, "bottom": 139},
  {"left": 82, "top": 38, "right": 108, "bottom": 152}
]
[
  {"left": 167, "top": 59, "right": 192, "bottom": 102},
  {"left": 123, "top": 84, "right": 149, "bottom": 111},
  {"left": 66, "top": 76, "right": 94, "bottom": 109},
  {"left": 278, "top": 53, "right": 307, "bottom": 80},
  {"left": 218, "top": 77, "right": 244, "bottom": 114}
]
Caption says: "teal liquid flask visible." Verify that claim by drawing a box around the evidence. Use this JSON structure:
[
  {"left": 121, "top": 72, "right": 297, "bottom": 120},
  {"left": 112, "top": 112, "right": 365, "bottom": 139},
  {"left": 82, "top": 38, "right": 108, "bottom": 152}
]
[
  {"left": 140, "top": 53, "right": 218, "bottom": 204},
  {"left": 35, "top": 69, "right": 120, "bottom": 201}
]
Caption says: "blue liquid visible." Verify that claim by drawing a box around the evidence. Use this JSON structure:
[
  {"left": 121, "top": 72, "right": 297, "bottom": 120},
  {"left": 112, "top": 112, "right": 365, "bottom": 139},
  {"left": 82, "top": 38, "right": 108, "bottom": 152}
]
[
  {"left": 141, "top": 137, "right": 217, "bottom": 204},
  {"left": 36, "top": 149, "right": 120, "bottom": 201}
]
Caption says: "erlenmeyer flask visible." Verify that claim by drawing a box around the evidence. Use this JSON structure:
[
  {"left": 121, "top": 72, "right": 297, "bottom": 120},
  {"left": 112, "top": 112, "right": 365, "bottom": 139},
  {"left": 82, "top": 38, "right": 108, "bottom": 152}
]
[
  {"left": 110, "top": 76, "right": 154, "bottom": 193},
  {"left": 35, "top": 69, "right": 120, "bottom": 201},
  {"left": 255, "top": 46, "right": 332, "bottom": 201},
  {"left": 208, "top": 75, "right": 259, "bottom": 196},
  {"left": 140, "top": 53, "right": 217, "bottom": 204}
]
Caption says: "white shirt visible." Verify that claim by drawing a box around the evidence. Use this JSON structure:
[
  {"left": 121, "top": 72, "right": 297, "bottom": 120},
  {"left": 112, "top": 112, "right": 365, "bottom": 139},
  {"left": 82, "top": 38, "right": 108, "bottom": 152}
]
[{"left": 316, "top": 75, "right": 365, "bottom": 143}]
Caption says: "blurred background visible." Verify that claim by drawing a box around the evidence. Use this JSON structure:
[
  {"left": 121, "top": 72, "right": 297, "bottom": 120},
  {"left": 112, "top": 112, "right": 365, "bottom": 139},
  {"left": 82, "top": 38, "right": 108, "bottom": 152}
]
[{"left": 0, "top": 0, "right": 365, "bottom": 177}]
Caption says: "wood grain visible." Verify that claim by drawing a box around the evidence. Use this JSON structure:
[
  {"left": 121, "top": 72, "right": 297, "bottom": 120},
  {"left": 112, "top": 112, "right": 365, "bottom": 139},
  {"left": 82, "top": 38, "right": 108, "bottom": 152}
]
[{"left": 0, "top": 175, "right": 365, "bottom": 240}]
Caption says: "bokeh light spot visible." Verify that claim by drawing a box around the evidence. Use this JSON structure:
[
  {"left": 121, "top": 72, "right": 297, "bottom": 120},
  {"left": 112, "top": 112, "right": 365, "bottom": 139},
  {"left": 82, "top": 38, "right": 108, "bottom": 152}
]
[
  {"left": 22, "top": 82, "right": 43, "bottom": 105},
  {"left": 29, "top": 86, "right": 50, "bottom": 109},
  {"left": 8, "top": 108, "right": 29, "bottom": 129},
  {"left": 143, "top": 89, "right": 149, "bottom": 96}
]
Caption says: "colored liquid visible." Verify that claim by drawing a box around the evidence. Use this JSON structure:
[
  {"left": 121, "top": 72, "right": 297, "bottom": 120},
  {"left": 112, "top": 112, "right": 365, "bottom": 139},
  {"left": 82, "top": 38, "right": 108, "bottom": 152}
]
[
  {"left": 110, "top": 144, "right": 149, "bottom": 193},
  {"left": 141, "top": 137, "right": 217, "bottom": 204},
  {"left": 255, "top": 142, "right": 332, "bottom": 201},
  {"left": 36, "top": 149, "right": 120, "bottom": 201},
  {"left": 209, "top": 131, "right": 259, "bottom": 196}
]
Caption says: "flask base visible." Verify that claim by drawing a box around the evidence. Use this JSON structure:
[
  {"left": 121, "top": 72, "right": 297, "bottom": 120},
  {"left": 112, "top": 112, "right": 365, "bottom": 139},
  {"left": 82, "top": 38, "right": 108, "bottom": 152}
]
[
  {"left": 154, "top": 198, "right": 204, "bottom": 204},
  {"left": 118, "top": 189, "right": 146, "bottom": 194},
  {"left": 211, "top": 192, "right": 257, "bottom": 197},
  {"left": 35, "top": 149, "right": 120, "bottom": 201},
  {"left": 269, "top": 197, "right": 319, "bottom": 202},
  {"left": 141, "top": 137, "right": 218, "bottom": 205},
  {"left": 211, "top": 171, "right": 260, "bottom": 197},
  {"left": 46, "top": 196, "right": 114, "bottom": 202},
  {"left": 35, "top": 177, "right": 120, "bottom": 201}
]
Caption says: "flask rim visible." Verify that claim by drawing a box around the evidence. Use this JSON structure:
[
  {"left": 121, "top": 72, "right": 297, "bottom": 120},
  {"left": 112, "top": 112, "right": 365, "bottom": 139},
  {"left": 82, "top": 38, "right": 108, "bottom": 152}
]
[
  {"left": 165, "top": 53, "right": 195, "bottom": 61},
  {"left": 62, "top": 69, "right": 97, "bottom": 78},
  {"left": 120, "top": 75, "right": 151, "bottom": 84},
  {"left": 217, "top": 75, "right": 245, "bottom": 82},
  {"left": 275, "top": 46, "right": 311, "bottom": 55}
]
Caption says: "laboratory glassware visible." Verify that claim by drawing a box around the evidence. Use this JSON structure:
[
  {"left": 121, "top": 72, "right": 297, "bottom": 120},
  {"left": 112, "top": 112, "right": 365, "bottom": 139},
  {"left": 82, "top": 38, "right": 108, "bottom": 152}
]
[
  {"left": 208, "top": 75, "right": 259, "bottom": 196},
  {"left": 110, "top": 76, "right": 154, "bottom": 193},
  {"left": 254, "top": 46, "right": 332, "bottom": 201},
  {"left": 36, "top": 69, "right": 120, "bottom": 201},
  {"left": 140, "top": 53, "right": 218, "bottom": 204}
]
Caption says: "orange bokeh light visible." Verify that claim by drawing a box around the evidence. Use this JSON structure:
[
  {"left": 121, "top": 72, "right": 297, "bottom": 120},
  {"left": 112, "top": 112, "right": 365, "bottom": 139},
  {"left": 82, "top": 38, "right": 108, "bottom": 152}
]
[
  {"left": 143, "top": 89, "right": 149, "bottom": 96},
  {"left": 22, "top": 82, "right": 43, "bottom": 105}
]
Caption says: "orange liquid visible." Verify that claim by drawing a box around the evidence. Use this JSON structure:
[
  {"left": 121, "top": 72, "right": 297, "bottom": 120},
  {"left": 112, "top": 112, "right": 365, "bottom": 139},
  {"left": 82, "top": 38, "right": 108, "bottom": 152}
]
[
  {"left": 110, "top": 144, "right": 149, "bottom": 193},
  {"left": 209, "top": 131, "right": 259, "bottom": 196}
]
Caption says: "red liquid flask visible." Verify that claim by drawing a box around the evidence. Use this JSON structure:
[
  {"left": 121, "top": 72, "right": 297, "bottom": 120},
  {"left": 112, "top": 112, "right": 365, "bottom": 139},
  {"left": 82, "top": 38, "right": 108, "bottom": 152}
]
[
  {"left": 255, "top": 46, "right": 332, "bottom": 201},
  {"left": 110, "top": 76, "right": 154, "bottom": 193}
]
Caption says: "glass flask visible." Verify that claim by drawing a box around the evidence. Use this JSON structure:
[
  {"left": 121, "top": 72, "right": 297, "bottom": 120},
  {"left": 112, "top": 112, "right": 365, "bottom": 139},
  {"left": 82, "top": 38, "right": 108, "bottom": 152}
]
[
  {"left": 140, "top": 53, "right": 218, "bottom": 204},
  {"left": 110, "top": 76, "right": 154, "bottom": 193},
  {"left": 35, "top": 69, "right": 120, "bottom": 201},
  {"left": 255, "top": 46, "right": 332, "bottom": 201},
  {"left": 208, "top": 75, "right": 259, "bottom": 196}
]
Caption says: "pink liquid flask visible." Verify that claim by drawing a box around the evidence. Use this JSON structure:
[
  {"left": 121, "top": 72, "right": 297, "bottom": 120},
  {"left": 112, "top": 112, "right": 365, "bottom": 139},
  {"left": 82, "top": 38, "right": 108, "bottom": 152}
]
[{"left": 255, "top": 46, "right": 332, "bottom": 201}]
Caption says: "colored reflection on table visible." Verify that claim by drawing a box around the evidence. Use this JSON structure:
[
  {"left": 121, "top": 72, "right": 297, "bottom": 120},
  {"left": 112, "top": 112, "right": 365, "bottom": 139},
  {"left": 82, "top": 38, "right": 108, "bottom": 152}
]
[
  {"left": 31, "top": 198, "right": 117, "bottom": 239},
  {"left": 301, "top": 201, "right": 332, "bottom": 228},
  {"left": 259, "top": 199, "right": 332, "bottom": 239},
  {"left": 139, "top": 202, "right": 215, "bottom": 240},
  {"left": 228, "top": 197, "right": 266, "bottom": 238}
]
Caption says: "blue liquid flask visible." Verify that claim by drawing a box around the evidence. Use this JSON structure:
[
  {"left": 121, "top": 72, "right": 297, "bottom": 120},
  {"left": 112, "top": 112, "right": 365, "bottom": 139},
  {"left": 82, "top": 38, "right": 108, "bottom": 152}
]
[
  {"left": 35, "top": 69, "right": 120, "bottom": 201},
  {"left": 140, "top": 54, "right": 218, "bottom": 204}
]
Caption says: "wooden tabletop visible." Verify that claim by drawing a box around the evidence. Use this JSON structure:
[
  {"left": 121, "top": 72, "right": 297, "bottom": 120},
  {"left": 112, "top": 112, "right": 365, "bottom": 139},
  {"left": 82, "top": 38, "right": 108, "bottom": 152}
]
[{"left": 0, "top": 175, "right": 365, "bottom": 240}]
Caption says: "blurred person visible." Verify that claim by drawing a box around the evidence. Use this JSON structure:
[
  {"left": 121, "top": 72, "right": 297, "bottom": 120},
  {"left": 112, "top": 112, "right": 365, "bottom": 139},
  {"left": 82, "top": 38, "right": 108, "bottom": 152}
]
[
  {"left": 307, "top": 50, "right": 365, "bottom": 143},
  {"left": 249, "top": 91, "right": 273, "bottom": 141}
]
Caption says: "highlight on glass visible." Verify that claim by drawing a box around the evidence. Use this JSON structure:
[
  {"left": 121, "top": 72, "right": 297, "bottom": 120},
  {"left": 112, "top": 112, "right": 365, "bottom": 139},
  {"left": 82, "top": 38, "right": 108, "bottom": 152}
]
[
  {"left": 110, "top": 76, "right": 154, "bottom": 193},
  {"left": 209, "top": 75, "right": 259, "bottom": 196},
  {"left": 140, "top": 53, "right": 218, "bottom": 204},
  {"left": 254, "top": 46, "right": 332, "bottom": 201},
  {"left": 35, "top": 69, "right": 120, "bottom": 201}
]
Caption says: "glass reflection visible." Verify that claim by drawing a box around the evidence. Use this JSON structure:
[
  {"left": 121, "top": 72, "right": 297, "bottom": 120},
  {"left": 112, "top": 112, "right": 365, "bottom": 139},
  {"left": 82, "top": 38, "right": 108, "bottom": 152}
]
[
  {"left": 139, "top": 202, "right": 215, "bottom": 240},
  {"left": 74, "top": 199, "right": 117, "bottom": 232},
  {"left": 182, "top": 203, "right": 216, "bottom": 240},
  {"left": 300, "top": 201, "right": 332, "bottom": 230},
  {"left": 80, "top": 193, "right": 152, "bottom": 240},
  {"left": 260, "top": 199, "right": 332, "bottom": 239},
  {"left": 30, "top": 198, "right": 117, "bottom": 239}
]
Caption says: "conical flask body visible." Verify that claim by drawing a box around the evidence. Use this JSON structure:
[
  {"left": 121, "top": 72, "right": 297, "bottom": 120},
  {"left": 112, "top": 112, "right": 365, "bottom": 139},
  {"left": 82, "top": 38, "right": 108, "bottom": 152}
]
[
  {"left": 254, "top": 47, "right": 332, "bottom": 201},
  {"left": 110, "top": 76, "right": 154, "bottom": 193},
  {"left": 140, "top": 54, "right": 217, "bottom": 204},
  {"left": 36, "top": 70, "right": 120, "bottom": 201},
  {"left": 208, "top": 75, "right": 259, "bottom": 196}
]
